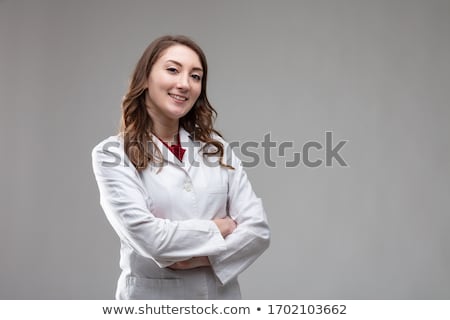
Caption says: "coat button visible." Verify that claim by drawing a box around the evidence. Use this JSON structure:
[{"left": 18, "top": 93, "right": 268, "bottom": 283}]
[{"left": 184, "top": 182, "right": 192, "bottom": 192}]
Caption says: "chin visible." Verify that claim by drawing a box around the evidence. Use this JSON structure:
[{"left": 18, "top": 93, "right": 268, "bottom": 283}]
[
  {"left": 166, "top": 111, "right": 188, "bottom": 121},
  {"left": 168, "top": 107, "right": 193, "bottom": 119}
]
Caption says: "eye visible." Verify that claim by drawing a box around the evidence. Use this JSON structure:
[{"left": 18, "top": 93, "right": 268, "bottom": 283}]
[
  {"left": 191, "top": 74, "right": 202, "bottom": 81},
  {"left": 166, "top": 67, "right": 178, "bottom": 74}
]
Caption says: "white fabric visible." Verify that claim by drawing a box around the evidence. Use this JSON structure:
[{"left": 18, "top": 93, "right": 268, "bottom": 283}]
[{"left": 91, "top": 127, "right": 270, "bottom": 299}]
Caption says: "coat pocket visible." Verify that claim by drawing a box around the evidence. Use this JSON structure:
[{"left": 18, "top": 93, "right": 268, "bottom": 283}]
[
  {"left": 203, "top": 185, "right": 228, "bottom": 217},
  {"left": 126, "top": 275, "right": 184, "bottom": 300}
]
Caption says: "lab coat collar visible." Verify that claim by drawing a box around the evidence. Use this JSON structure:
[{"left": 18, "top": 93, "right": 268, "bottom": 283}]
[{"left": 151, "top": 127, "right": 201, "bottom": 171}]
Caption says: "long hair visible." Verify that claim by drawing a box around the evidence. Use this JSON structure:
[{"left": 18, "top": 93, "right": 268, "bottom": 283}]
[{"left": 120, "top": 35, "right": 232, "bottom": 171}]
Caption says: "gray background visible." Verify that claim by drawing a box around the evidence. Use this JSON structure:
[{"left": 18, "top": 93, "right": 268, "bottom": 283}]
[{"left": 1, "top": 0, "right": 449, "bottom": 299}]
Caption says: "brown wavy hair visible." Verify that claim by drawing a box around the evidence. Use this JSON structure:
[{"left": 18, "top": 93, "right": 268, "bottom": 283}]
[{"left": 120, "top": 35, "right": 233, "bottom": 171}]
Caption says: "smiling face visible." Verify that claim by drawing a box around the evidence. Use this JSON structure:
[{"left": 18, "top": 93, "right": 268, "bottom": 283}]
[{"left": 145, "top": 44, "right": 203, "bottom": 127}]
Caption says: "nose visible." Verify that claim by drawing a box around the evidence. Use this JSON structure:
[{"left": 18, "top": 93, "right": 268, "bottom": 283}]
[{"left": 176, "top": 73, "right": 190, "bottom": 91}]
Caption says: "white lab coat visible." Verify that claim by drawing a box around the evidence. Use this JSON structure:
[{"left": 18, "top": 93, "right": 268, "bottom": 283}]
[{"left": 91, "top": 127, "right": 270, "bottom": 299}]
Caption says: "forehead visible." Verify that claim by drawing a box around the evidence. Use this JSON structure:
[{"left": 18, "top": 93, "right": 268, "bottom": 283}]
[{"left": 157, "top": 44, "right": 202, "bottom": 69}]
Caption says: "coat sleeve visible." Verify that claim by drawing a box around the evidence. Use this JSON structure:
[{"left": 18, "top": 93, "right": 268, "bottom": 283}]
[
  {"left": 208, "top": 146, "right": 271, "bottom": 285},
  {"left": 91, "top": 137, "right": 227, "bottom": 267}
]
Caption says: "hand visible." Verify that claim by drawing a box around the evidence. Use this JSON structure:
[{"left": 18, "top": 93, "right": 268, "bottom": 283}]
[
  {"left": 168, "top": 256, "right": 211, "bottom": 270},
  {"left": 213, "top": 216, "right": 237, "bottom": 238}
]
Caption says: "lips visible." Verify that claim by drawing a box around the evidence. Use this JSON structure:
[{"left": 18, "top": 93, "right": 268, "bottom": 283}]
[{"left": 168, "top": 93, "right": 188, "bottom": 102}]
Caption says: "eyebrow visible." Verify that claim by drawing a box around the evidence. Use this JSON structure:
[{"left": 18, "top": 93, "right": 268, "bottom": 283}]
[{"left": 165, "top": 60, "right": 203, "bottom": 72}]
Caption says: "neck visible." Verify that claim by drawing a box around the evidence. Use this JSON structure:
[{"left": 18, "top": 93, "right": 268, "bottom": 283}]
[
  {"left": 152, "top": 121, "right": 179, "bottom": 145},
  {"left": 146, "top": 101, "right": 181, "bottom": 144}
]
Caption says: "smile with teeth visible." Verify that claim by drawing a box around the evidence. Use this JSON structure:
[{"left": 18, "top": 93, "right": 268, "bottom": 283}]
[{"left": 168, "top": 93, "right": 188, "bottom": 101}]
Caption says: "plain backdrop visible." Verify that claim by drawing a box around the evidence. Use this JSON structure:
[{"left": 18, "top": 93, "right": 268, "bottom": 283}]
[{"left": 1, "top": 0, "right": 449, "bottom": 299}]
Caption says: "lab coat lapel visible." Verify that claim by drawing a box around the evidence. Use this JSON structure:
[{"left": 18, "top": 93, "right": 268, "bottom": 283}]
[
  {"left": 150, "top": 127, "right": 201, "bottom": 170},
  {"left": 150, "top": 134, "right": 181, "bottom": 167},
  {"left": 179, "top": 127, "right": 201, "bottom": 172}
]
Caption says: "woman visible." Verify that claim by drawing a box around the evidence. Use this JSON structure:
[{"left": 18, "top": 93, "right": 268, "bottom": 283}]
[{"left": 92, "top": 35, "right": 270, "bottom": 299}]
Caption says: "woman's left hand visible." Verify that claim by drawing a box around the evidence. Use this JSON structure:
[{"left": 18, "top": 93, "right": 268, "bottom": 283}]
[{"left": 168, "top": 256, "right": 211, "bottom": 270}]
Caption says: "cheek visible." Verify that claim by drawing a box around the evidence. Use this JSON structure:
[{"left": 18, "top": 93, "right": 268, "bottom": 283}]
[
  {"left": 193, "top": 86, "right": 202, "bottom": 100},
  {"left": 148, "top": 74, "right": 172, "bottom": 92}
]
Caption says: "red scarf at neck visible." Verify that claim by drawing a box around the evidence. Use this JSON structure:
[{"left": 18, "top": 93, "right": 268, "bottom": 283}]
[{"left": 154, "top": 133, "right": 185, "bottom": 161}]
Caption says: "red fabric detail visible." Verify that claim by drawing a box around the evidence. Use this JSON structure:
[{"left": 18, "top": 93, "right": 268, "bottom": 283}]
[{"left": 155, "top": 133, "right": 185, "bottom": 162}]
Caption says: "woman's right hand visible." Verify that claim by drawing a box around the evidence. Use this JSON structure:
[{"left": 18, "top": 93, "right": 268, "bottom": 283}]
[{"left": 213, "top": 216, "right": 237, "bottom": 238}]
